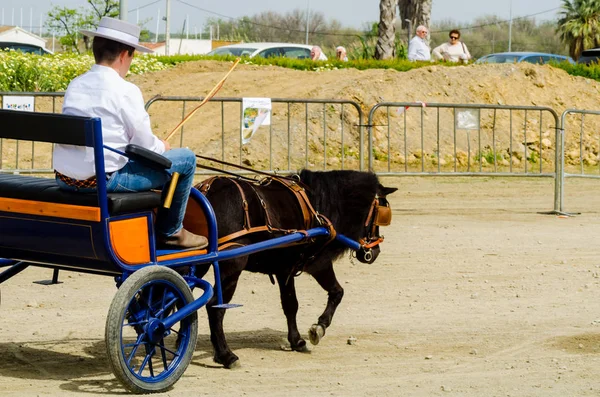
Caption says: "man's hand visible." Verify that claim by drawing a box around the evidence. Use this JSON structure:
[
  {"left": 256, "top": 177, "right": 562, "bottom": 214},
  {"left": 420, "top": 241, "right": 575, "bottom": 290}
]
[{"left": 162, "top": 139, "right": 171, "bottom": 151}]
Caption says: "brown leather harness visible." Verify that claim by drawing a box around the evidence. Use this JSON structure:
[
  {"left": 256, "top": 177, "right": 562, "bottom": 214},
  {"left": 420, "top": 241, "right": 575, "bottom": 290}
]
[{"left": 197, "top": 175, "right": 336, "bottom": 247}]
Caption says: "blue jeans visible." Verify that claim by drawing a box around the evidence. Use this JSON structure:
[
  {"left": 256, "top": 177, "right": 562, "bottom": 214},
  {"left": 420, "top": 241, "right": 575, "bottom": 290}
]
[{"left": 56, "top": 148, "right": 197, "bottom": 238}]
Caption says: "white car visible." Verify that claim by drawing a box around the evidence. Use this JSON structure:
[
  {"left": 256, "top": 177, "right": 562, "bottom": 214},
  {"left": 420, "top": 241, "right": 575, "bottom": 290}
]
[{"left": 207, "top": 42, "right": 326, "bottom": 60}]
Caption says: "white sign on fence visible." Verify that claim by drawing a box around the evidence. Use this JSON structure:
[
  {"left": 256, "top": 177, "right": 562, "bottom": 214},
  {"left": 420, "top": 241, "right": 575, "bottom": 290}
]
[
  {"left": 2, "top": 96, "right": 35, "bottom": 112},
  {"left": 455, "top": 108, "right": 480, "bottom": 130},
  {"left": 241, "top": 97, "right": 271, "bottom": 144}
]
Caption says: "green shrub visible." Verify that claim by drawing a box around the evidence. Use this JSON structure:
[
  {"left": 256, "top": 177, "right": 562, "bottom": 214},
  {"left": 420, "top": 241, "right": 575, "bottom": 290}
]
[
  {"left": 6, "top": 50, "right": 600, "bottom": 93},
  {"left": 0, "top": 51, "right": 168, "bottom": 92}
]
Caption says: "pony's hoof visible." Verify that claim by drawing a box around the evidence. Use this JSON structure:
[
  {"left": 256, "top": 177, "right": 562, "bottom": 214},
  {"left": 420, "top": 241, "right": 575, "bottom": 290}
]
[
  {"left": 308, "top": 324, "right": 325, "bottom": 345},
  {"left": 292, "top": 339, "right": 308, "bottom": 352},
  {"left": 226, "top": 359, "right": 241, "bottom": 369},
  {"left": 214, "top": 352, "right": 240, "bottom": 369}
]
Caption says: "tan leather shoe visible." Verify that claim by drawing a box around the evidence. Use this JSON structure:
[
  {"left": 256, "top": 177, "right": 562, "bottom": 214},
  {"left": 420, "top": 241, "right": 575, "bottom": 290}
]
[{"left": 157, "top": 228, "right": 208, "bottom": 250}]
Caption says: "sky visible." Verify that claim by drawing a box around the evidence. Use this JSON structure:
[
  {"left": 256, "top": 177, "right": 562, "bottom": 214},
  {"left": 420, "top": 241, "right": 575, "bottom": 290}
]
[{"left": 0, "top": 0, "right": 564, "bottom": 37}]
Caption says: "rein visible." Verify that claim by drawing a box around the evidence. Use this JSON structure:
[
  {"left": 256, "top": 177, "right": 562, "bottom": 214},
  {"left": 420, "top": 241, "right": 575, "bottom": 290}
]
[{"left": 195, "top": 155, "right": 311, "bottom": 190}]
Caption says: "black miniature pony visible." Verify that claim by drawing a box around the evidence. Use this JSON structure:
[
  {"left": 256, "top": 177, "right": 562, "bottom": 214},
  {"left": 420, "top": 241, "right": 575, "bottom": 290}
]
[{"left": 192, "top": 169, "right": 396, "bottom": 368}]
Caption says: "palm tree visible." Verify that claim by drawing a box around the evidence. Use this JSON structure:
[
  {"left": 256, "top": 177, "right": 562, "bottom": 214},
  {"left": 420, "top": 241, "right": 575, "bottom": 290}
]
[
  {"left": 557, "top": 0, "right": 600, "bottom": 60},
  {"left": 399, "top": 0, "right": 432, "bottom": 32},
  {"left": 375, "top": 0, "right": 397, "bottom": 60}
]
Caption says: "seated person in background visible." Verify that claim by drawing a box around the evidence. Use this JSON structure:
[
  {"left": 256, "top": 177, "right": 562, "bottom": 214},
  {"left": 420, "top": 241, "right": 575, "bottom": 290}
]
[
  {"left": 336, "top": 46, "right": 348, "bottom": 61},
  {"left": 53, "top": 17, "right": 208, "bottom": 250},
  {"left": 432, "top": 29, "right": 471, "bottom": 63},
  {"left": 310, "top": 46, "right": 327, "bottom": 61}
]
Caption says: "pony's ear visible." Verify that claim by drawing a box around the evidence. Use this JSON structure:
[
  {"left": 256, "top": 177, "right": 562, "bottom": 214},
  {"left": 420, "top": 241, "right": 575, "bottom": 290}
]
[{"left": 379, "top": 186, "right": 398, "bottom": 196}]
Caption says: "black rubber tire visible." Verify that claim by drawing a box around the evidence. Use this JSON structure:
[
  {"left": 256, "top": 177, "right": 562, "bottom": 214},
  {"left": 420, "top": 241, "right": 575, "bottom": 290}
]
[{"left": 105, "top": 266, "right": 198, "bottom": 394}]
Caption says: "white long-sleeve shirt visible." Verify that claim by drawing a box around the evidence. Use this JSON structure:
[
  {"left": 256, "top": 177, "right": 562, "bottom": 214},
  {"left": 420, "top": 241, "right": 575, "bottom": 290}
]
[
  {"left": 432, "top": 41, "right": 472, "bottom": 63},
  {"left": 407, "top": 36, "right": 431, "bottom": 61},
  {"left": 53, "top": 64, "right": 165, "bottom": 180}
]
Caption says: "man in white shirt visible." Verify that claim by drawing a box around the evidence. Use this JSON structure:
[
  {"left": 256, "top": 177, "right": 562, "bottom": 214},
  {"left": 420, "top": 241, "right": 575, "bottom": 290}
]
[
  {"left": 53, "top": 17, "right": 207, "bottom": 250},
  {"left": 407, "top": 25, "right": 431, "bottom": 61}
]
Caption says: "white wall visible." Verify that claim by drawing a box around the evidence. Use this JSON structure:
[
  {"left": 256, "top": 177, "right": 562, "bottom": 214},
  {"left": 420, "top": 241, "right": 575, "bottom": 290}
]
[
  {"left": 151, "top": 39, "right": 212, "bottom": 56},
  {"left": 0, "top": 27, "right": 46, "bottom": 48}
]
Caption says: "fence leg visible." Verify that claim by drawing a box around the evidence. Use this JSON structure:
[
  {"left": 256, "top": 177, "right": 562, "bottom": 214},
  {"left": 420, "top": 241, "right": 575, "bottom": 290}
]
[{"left": 538, "top": 126, "right": 579, "bottom": 216}]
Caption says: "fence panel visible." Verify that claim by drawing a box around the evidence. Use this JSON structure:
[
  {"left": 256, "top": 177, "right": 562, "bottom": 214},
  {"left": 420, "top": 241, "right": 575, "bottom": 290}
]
[
  {"left": 557, "top": 109, "right": 600, "bottom": 213},
  {"left": 145, "top": 96, "right": 364, "bottom": 173},
  {"left": 0, "top": 92, "right": 65, "bottom": 174},
  {"left": 367, "top": 102, "right": 560, "bottom": 178}
]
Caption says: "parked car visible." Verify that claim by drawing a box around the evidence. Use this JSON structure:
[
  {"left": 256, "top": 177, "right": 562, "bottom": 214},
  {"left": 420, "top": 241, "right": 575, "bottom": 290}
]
[
  {"left": 207, "top": 42, "right": 325, "bottom": 60},
  {"left": 577, "top": 48, "right": 600, "bottom": 65},
  {"left": 475, "top": 52, "right": 574, "bottom": 65},
  {"left": 0, "top": 41, "right": 53, "bottom": 55}
]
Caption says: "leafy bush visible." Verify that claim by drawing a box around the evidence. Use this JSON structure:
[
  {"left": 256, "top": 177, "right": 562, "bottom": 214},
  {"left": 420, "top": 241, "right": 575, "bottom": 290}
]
[
  {"left": 0, "top": 51, "right": 169, "bottom": 92},
  {"left": 6, "top": 49, "right": 600, "bottom": 93},
  {"left": 553, "top": 61, "right": 600, "bottom": 81}
]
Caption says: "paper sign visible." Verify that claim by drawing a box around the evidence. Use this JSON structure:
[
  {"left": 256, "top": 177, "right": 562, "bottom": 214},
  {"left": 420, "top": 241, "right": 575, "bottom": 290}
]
[
  {"left": 241, "top": 97, "right": 271, "bottom": 144},
  {"left": 455, "top": 108, "right": 480, "bottom": 130},
  {"left": 2, "top": 95, "right": 35, "bottom": 112}
]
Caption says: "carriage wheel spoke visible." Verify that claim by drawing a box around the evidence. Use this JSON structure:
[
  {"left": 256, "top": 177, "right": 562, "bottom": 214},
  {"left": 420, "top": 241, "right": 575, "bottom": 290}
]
[
  {"left": 125, "top": 334, "right": 146, "bottom": 366},
  {"left": 138, "top": 345, "right": 155, "bottom": 376},
  {"left": 159, "top": 340, "right": 169, "bottom": 370},
  {"left": 144, "top": 286, "right": 155, "bottom": 318},
  {"left": 157, "top": 341, "right": 180, "bottom": 358},
  {"left": 123, "top": 319, "right": 148, "bottom": 328},
  {"left": 154, "top": 297, "right": 178, "bottom": 318}
]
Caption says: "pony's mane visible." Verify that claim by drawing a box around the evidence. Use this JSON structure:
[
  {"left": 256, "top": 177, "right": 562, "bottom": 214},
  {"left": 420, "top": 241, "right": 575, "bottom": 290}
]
[{"left": 299, "top": 169, "right": 379, "bottom": 243}]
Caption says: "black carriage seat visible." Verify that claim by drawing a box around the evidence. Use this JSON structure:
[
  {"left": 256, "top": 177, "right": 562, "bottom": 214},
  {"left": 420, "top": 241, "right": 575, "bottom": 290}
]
[{"left": 0, "top": 174, "right": 161, "bottom": 215}]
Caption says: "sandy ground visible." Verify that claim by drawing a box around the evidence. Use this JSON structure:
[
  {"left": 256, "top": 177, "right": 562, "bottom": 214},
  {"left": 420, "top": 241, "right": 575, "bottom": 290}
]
[{"left": 1, "top": 176, "right": 600, "bottom": 396}]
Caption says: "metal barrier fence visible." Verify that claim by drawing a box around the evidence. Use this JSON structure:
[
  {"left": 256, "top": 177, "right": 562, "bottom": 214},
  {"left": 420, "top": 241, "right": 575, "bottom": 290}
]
[
  {"left": 1, "top": 93, "right": 598, "bottom": 216},
  {"left": 145, "top": 96, "right": 365, "bottom": 173},
  {"left": 367, "top": 102, "right": 563, "bottom": 213},
  {"left": 558, "top": 109, "right": 600, "bottom": 213},
  {"left": 367, "top": 102, "right": 560, "bottom": 176},
  {"left": 0, "top": 92, "right": 64, "bottom": 174}
]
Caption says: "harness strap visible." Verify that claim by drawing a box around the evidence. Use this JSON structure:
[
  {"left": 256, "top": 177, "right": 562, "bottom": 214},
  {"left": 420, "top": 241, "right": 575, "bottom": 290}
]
[
  {"left": 365, "top": 198, "right": 378, "bottom": 227},
  {"left": 217, "top": 225, "right": 270, "bottom": 245},
  {"left": 197, "top": 176, "right": 219, "bottom": 194},
  {"left": 271, "top": 177, "right": 318, "bottom": 230},
  {"left": 227, "top": 178, "right": 252, "bottom": 230}
]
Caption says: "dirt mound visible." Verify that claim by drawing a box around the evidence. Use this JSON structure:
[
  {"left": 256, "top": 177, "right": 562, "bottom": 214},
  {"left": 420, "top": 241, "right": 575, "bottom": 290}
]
[
  {"left": 129, "top": 61, "right": 600, "bottom": 170},
  {"left": 132, "top": 61, "right": 599, "bottom": 110}
]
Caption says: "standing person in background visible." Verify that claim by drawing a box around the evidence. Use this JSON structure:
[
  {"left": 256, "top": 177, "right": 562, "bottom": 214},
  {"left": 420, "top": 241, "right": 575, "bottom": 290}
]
[
  {"left": 407, "top": 25, "right": 431, "bottom": 61},
  {"left": 310, "top": 46, "right": 327, "bottom": 61},
  {"left": 432, "top": 29, "right": 471, "bottom": 63},
  {"left": 336, "top": 46, "right": 348, "bottom": 61}
]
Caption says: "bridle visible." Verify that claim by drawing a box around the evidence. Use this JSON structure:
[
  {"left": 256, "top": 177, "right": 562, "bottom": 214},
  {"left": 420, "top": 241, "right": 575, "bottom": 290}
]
[{"left": 358, "top": 194, "right": 392, "bottom": 261}]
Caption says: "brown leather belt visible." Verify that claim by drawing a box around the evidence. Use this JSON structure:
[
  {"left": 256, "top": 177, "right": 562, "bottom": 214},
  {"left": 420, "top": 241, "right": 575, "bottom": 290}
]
[{"left": 55, "top": 170, "right": 101, "bottom": 188}]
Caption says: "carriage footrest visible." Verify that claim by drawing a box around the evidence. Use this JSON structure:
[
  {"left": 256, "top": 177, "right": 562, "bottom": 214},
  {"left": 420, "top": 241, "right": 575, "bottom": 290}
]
[{"left": 212, "top": 303, "right": 242, "bottom": 309}]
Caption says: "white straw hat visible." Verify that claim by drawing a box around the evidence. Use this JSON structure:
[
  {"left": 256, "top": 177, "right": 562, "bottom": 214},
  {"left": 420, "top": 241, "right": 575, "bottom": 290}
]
[{"left": 80, "top": 17, "right": 152, "bottom": 53}]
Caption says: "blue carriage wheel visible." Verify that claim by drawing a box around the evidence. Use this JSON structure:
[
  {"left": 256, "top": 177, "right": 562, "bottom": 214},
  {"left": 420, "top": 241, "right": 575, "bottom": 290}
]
[{"left": 105, "top": 266, "right": 198, "bottom": 394}]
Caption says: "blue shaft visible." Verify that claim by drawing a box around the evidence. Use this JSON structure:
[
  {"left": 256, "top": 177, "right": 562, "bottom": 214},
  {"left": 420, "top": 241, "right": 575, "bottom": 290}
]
[
  {"left": 0, "top": 259, "right": 18, "bottom": 268},
  {"left": 158, "top": 227, "right": 332, "bottom": 267},
  {"left": 162, "top": 277, "right": 213, "bottom": 329},
  {"left": 335, "top": 234, "right": 362, "bottom": 251}
]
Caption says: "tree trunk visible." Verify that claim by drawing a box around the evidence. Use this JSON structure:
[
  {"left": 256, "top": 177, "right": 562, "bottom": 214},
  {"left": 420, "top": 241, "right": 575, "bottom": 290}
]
[
  {"left": 375, "top": 0, "right": 397, "bottom": 60},
  {"left": 399, "top": 0, "right": 432, "bottom": 32}
]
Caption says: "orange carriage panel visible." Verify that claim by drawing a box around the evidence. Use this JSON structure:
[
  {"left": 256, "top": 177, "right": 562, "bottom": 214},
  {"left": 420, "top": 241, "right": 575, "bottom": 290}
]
[
  {"left": 182, "top": 195, "right": 209, "bottom": 238},
  {"left": 0, "top": 197, "right": 101, "bottom": 222},
  {"left": 109, "top": 217, "right": 151, "bottom": 265}
]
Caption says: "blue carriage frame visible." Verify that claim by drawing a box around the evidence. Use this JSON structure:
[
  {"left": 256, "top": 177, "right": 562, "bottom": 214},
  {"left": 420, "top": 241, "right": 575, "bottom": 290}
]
[{"left": 0, "top": 109, "right": 362, "bottom": 392}]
